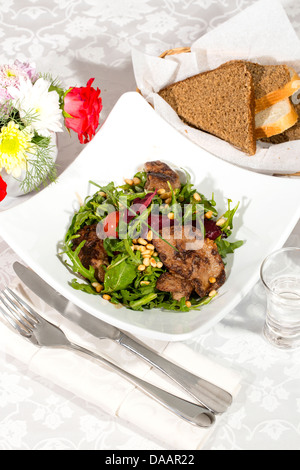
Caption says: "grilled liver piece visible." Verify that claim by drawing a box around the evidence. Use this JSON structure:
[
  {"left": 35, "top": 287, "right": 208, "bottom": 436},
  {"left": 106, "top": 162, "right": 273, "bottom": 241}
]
[
  {"left": 156, "top": 272, "right": 194, "bottom": 301},
  {"left": 71, "top": 223, "right": 109, "bottom": 283},
  {"left": 153, "top": 225, "right": 226, "bottom": 300},
  {"left": 144, "top": 161, "right": 181, "bottom": 192}
]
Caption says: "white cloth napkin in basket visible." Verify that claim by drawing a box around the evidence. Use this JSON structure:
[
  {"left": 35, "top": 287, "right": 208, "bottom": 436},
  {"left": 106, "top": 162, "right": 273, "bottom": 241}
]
[{"left": 0, "top": 279, "right": 241, "bottom": 450}]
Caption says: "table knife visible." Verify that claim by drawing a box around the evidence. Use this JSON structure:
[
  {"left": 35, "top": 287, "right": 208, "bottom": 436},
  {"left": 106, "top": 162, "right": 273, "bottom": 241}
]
[{"left": 13, "top": 261, "right": 232, "bottom": 414}]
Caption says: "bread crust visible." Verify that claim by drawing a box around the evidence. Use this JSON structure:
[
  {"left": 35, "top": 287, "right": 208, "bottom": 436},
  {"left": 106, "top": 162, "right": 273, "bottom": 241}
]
[{"left": 159, "top": 62, "right": 256, "bottom": 155}]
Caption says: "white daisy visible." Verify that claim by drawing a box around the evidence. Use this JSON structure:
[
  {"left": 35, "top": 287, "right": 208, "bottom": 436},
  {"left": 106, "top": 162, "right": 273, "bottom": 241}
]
[{"left": 8, "top": 77, "right": 63, "bottom": 137}]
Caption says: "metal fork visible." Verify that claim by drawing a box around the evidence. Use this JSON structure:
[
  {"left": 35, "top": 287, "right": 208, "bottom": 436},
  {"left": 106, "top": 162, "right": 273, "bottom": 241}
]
[{"left": 0, "top": 288, "right": 216, "bottom": 428}]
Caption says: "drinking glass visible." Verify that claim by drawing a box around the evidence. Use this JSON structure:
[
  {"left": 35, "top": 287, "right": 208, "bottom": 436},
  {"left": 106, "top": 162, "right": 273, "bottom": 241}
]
[{"left": 260, "top": 247, "right": 300, "bottom": 349}]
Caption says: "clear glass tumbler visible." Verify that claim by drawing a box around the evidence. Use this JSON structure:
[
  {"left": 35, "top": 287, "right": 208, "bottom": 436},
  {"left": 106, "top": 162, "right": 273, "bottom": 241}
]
[{"left": 261, "top": 247, "right": 300, "bottom": 349}]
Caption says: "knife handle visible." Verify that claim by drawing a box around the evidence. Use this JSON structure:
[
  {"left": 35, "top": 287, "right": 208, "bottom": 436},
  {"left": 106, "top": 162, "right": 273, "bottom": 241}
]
[{"left": 118, "top": 334, "right": 232, "bottom": 414}]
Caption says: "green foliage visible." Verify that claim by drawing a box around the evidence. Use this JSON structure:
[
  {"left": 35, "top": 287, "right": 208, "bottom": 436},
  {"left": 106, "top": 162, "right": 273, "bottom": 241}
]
[{"left": 62, "top": 167, "right": 244, "bottom": 312}]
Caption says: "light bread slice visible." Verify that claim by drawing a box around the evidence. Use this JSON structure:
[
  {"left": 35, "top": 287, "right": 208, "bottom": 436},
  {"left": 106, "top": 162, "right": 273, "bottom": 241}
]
[
  {"left": 159, "top": 62, "right": 257, "bottom": 155},
  {"left": 255, "top": 98, "right": 298, "bottom": 140},
  {"left": 255, "top": 68, "right": 300, "bottom": 113},
  {"left": 262, "top": 103, "right": 300, "bottom": 143}
]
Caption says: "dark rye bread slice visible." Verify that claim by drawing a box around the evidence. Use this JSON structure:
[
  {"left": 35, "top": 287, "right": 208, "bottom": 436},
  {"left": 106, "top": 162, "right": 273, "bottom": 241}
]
[
  {"left": 220, "top": 61, "right": 291, "bottom": 100},
  {"left": 159, "top": 62, "right": 256, "bottom": 155}
]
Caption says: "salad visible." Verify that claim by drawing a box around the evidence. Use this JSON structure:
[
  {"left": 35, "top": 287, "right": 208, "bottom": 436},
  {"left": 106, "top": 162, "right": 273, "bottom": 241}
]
[{"left": 63, "top": 161, "right": 243, "bottom": 312}]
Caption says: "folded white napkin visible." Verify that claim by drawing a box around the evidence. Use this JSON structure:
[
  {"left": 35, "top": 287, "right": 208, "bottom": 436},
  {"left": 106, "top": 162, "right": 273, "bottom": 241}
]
[
  {"left": 132, "top": 0, "right": 300, "bottom": 175},
  {"left": 0, "top": 279, "right": 241, "bottom": 450}
]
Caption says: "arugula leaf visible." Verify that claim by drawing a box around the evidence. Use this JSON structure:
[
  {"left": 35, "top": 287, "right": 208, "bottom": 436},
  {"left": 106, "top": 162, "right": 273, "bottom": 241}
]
[
  {"left": 64, "top": 241, "right": 97, "bottom": 283},
  {"left": 103, "top": 238, "right": 127, "bottom": 257},
  {"left": 215, "top": 239, "right": 244, "bottom": 258},
  {"left": 70, "top": 279, "right": 98, "bottom": 295},
  {"left": 220, "top": 200, "right": 240, "bottom": 235},
  {"left": 104, "top": 258, "right": 137, "bottom": 293},
  {"left": 134, "top": 171, "right": 147, "bottom": 188},
  {"left": 129, "top": 293, "right": 158, "bottom": 310}
]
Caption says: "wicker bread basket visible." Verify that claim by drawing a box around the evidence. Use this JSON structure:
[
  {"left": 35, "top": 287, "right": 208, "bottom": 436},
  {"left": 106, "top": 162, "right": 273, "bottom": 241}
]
[{"left": 136, "top": 47, "right": 300, "bottom": 177}]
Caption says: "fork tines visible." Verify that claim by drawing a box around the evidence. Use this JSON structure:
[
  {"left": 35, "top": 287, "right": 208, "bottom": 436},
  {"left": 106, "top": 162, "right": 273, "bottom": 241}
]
[{"left": 0, "top": 288, "right": 38, "bottom": 338}]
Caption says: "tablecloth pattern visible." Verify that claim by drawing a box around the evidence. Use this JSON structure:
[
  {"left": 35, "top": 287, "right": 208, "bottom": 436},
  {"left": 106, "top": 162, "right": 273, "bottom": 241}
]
[{"left": 0, "top": 0, "right": 300, "bottom": 451}]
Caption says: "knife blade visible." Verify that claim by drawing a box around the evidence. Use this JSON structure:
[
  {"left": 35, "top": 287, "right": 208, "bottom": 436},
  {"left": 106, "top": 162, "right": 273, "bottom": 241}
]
[
  {"left": 13, "top": 262, "right": 121, "bottom": 341},
  {"left": 13, "top": 261, "right": 233, "bottom": 414}
]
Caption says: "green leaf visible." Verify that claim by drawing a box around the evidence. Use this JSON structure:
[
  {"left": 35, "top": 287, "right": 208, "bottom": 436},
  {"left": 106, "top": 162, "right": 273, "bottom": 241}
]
[
  {"left": 103, "top": 238, "right": 127, "bottom": 257},
  {"left": 64, "top": 241, "right": 97, "bottom": 283},
  {"left": 133, "top": 171, "right": 147, "bottom": 188},
  {"left": 104, "top": 259, "right": 137, "bottom": 293},
  {"left": 129, "top": 293, "right": 158, "bottom": 310},
  {"left": 221, "top": 200, "right": 240, "bottom": 235},
  {"left": 70, "top": 279, "right": 98, "bottom": 295},
  {"left": 215, "top": 239, "right": 244, "bottom": 258}
]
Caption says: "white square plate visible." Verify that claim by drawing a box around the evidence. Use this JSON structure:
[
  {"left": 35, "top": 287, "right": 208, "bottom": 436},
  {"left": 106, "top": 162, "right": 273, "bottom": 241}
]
[{"left": 0, "top": 92, "right": 300, "bottom": 341}]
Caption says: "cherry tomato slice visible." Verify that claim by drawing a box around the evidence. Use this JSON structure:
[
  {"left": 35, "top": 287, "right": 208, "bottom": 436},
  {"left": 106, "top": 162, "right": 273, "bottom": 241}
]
[{"left": 103, "top": 211, "right": 120, "bottom": 238}]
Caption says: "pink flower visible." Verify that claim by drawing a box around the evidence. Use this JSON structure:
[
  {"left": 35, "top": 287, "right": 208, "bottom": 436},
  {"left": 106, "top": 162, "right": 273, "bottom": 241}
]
[
  {"left": 63, "top": 78, "right": 102, "bottom": 144},
  {"left": 14, "top": 60, "right": 38, "bottom": 82},
  {"left": 0, "top": 87, "right": 12, "bottom": 106},
  {"left": 0, "top": 60, "right": 38, "bottom": 89}
]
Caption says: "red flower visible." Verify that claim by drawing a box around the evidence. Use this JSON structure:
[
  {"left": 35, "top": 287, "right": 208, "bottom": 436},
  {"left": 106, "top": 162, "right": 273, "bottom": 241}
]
[
  {"left": 63, "top": 78, "right": 103, "bottom": 144},
  {"left": 0, "top": 175, "right": 7, "bottom": 202}
]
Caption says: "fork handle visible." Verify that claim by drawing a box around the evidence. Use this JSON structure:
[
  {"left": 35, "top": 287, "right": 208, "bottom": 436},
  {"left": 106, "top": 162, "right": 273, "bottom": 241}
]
[
  {"left": 69, "top": 342, "right": 215, "bottom": 428},
  {"left": 118, "top": 333, "right": 232, "bottom": 414}
]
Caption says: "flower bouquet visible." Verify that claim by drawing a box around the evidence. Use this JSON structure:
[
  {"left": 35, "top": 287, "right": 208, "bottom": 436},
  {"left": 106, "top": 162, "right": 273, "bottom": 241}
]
[{"left": 0, "top": 60, "right": 103, "bottom": 203}]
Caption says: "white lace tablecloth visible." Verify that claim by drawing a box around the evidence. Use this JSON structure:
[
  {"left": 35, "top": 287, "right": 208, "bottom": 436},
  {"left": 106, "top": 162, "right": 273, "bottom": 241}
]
[{"left": 1, "top": 0, "right": 300, "bottom": 451}]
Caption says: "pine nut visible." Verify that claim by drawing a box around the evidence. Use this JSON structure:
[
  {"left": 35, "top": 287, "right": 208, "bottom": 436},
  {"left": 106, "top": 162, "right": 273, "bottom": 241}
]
[
  {"left": 150, "top": 258, "right": 157, "bottom": 267},
  {"left": 168, "top": 212, "right": 174, "bottom": 220},
  {"left": 156, "top": 262, "right": 163, "bottom": 269},
  {"left": 165, "top": 197, "right": 172, "bottom": 205},
  {"left": 92, "top": 282, "right": 104, "bottom": 293},
  {"left": 140, "top": 281, "right": 150, "bottom": 286},
  {"left": 133, "top": 177, "right": 141, "bottom": 185},
  {"left": 103, "top": 294, "right": 111, "bottom": 301},
  {"left": 209, "top": 290, "right": 217, "bottom": 297},
  {"left": 124, "top": 178, "right": 133, "bottom": 185},
  {"left": 143, "top": 258, "right": 150, "bottom": 266},
  {"left": 138, "top": 265, "right": 146, "bottom": 271},
  {"left": 98, "top": 191, "right": 107, "bottom": 197},
  {"left": 193, "top": 193, "right": 201, "bottom": 202},
  {"left": 205, "top": 211, "right": 213, "bottom": 219},
  {"left": 147, "top": 231, "right": 153, "bottom": 241},
  {"left": 146, "top": 244, "right": 155, "bottom": 251},
  {"left": 185, "top": 301, "right": 192, "bottom": 308},
  {"left": 160, "top": 191, "right": 172, "bottom": 200},
  {"left": 216, "top": 217, "right": 226, "bottom": 227},
  {"left": 138, "top": 238, "right": 147, "bottom": 245},
  {"left": 157, "top": 189, "right": 166, "bottom": 195},
  {"left": 142, "top": 249, "right": 151, "bottom": 256},
  {"left": 209, "top": 277, "right": 217, "bottom": 284}
]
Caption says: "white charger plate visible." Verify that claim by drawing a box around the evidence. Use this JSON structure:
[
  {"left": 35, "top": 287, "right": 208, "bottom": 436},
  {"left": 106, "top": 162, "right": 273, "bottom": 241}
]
[{"left": 0, "top": 92, "right": 300, "bottom": 342}]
